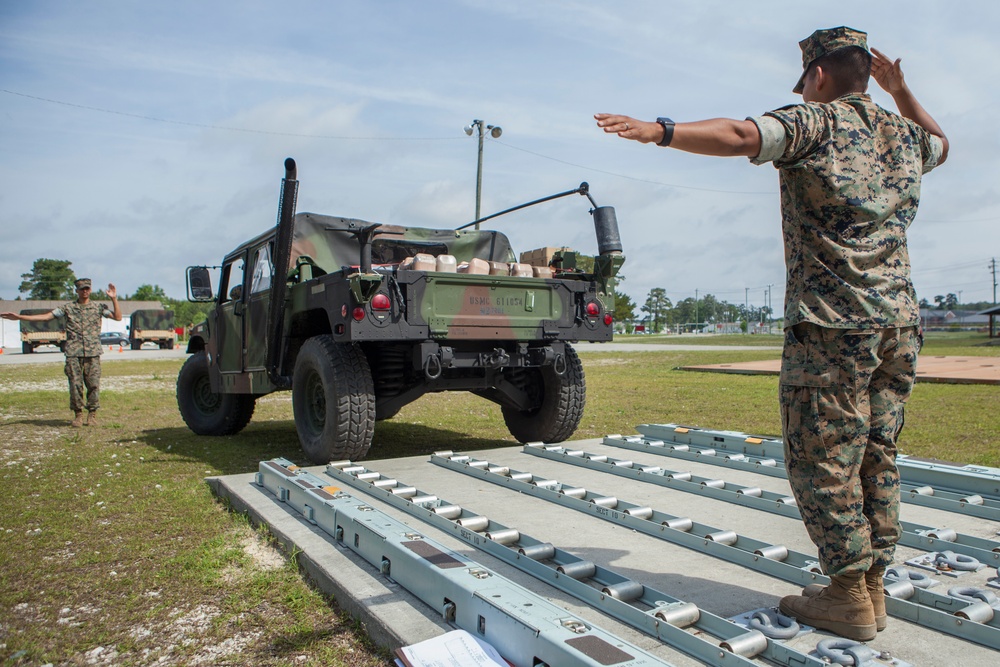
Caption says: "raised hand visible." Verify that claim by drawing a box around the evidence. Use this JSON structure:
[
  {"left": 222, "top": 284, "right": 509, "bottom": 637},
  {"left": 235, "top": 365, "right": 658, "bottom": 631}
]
[{"left": 870, "top": 47, "right": 905, "bottom": 95}]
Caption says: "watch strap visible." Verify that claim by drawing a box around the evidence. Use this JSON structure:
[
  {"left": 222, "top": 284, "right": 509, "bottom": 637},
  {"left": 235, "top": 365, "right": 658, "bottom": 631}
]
[{"left": 656, "top": 117, "right": 675, "bottom": 147}]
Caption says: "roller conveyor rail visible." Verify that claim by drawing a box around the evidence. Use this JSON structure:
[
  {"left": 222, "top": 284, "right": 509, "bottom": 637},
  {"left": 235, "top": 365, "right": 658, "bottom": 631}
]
[
  {"left": 625, "top": 424, "right": 1000, "bottom": 523},
  {"left": 325, "top": 458, "right": 846, "bottom": 667},
  {"left": 255, "top": 458, "right": 676, "bottom": 667},
  {"left": 525, "top": 442, "right": 1000, "bottom": 568},
  {"left": 430, "top": 450, "right": 1000, "bottom": 652}
]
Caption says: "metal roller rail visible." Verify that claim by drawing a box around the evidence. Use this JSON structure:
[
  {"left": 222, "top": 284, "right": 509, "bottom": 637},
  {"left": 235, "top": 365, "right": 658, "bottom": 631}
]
[
  {"left": 631, "top": 424, "right": 1000, "bottom": 522},
  {"left": 324, "top": 459, "right": 839, "bottom": 667},
  {"left": 430, "top": 451, "right": 1000, "bottom": 651},
  {"left": 255, "top": 458, "right": 676, "bottom": 667},
  {"left": 526, "top": 443, "right": 1000, "bottom": 568}
]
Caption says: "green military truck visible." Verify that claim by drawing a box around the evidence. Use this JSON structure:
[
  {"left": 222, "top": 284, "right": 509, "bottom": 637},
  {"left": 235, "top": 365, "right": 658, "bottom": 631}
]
[
  {"left": 19, "top": 309, "right": 66, "bottom": 354},
  {"left": 177, "top": 159, "right": 624, "bottom": 463},
  {"left": 129, "top": 309, "right": 176, "bottom": 350}
]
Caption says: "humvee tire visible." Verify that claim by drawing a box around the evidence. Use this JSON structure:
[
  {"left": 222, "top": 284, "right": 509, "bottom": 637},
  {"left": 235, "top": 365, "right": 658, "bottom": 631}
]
[
  {"left": 502, "top": 344, "right": 585, "bottom": 443},
  {"left": 292, "top": 336, "right": 375, "bottom": 463},
  {"left": 177, "top": 351, "right": 256, "bottom": 435},
  {"left": 22, "top": 342, "right": 32, "bottom": 354},
  {"left": 132, "top": 340, "right": 142, "bottom": 351}
]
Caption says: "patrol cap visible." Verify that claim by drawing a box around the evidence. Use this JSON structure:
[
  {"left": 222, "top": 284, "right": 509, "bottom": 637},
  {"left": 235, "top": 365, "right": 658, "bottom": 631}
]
[
  {"left": 793, "top": 26, "right": 868, "bottom": 94},
  {"left": 75, "top": 278, "right": 92, "bottom": 290}
]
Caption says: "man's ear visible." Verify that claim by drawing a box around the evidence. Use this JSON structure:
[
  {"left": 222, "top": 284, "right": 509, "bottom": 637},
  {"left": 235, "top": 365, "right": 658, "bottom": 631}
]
[{"left": 813, "top": 65, "right": 827, "bottom": 90}]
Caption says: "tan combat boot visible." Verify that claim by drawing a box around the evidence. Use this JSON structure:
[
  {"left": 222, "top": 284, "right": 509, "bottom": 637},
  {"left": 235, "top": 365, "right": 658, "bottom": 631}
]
[
  {"left": 779, "top": 572, "right": 876, "bottom": 641},
  {"left": 85, "top": 411, "right": 99, "bottom": 427},
  {"left": 70, "top": 411, "right": 84, "bottom": 428},
  {"left": 801, "top": 567, "right": 887, "bottom": 632}
]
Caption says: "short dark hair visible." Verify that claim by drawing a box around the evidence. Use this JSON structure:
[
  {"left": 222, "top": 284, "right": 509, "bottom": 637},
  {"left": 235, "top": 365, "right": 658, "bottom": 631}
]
[{"left": 809, "top": 45, "right": 871, "bottom": 95}]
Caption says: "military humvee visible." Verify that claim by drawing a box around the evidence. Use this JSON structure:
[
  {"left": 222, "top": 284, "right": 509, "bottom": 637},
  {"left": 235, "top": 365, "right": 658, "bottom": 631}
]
[
  {"left": 129, "top": 309, "right": 176, "bottom": 350},
  {"left": 19, "top": 309, "right": 66, "bottom": 354},
  {"left": 178, "top": 159, "right": 624, "bottom": 463}
]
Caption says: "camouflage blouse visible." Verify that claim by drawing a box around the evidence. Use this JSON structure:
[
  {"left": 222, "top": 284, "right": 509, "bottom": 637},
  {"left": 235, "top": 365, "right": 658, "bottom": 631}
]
[
  {"left": 749, "top": 93, "right": 944, "bottom": 329},
  {"left": 52, "top": 301, "right": 114, "bottom": 357}
]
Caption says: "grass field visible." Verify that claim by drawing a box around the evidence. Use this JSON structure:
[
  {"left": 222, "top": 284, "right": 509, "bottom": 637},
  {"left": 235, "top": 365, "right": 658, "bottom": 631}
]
[{"left": 1, "top": 333, "right": 997, "bottom": 665}]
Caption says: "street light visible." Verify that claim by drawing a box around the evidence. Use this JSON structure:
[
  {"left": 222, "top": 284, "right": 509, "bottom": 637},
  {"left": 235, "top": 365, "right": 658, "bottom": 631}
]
[{"left": 464, "top": 119, "right": 502, "bottom": 229}]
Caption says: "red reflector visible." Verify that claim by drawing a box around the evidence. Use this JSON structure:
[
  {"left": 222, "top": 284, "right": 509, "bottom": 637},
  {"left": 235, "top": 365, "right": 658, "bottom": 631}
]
[
  {"left": 586, "top": 301, "right": 601, "bottom": 317},
  {"left": 604, "top": 314, "right": 613, "bottom": 326},
  {"left": 352, "top": 307, "right": 366, "bottom": 321},
  {"left": 371, "top": 293, "right": 391, "bottom": 311}
]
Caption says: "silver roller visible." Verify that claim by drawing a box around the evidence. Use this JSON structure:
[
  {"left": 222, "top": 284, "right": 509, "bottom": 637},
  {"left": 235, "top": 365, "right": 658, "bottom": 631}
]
[
  {"left": 591, "top": 496, "right": 619, "bottom": 509},
  {"left": 646, "top": 439, "right": 664, "bottom": 446},
  {"left": 663, "top": 517, "right": 694, "bottom": 532},
  {"left": 756, "top": 458, "right": 777, "bottom": 467},
  {"left": 468, "top": 460, "right": 489, "bottom": 469},
  {"left": 342, "top": 465, "right": 366, "bottom": 474},
  {"left": 668, "top": 472, "right": 692, "bottom": 481},
  {"left": 557, "top": 560, "right": 597, "bottom": 580},
  {"left": 560, "top": 487, "right": 587, "bottom": 499},
  {"left": 961, "top": 495, "right": 985, "bottom": 506},
  {"left": 612, "top": 460, "right": 634, "bottom": 468},
  {"left": 433, "top": 505, "right": 463, "bottom": 520},
  {"left": 589, "top": 455, "right": 608, "bottom": 463},
  {"left": 777, "top": 496, "right": 797, "bottom": 506},
  {"left": 486, "top": 528, "right": 521, "bottom": 545},
  {"left": 518, "top": 543, "right": 556, "bottom": 560},
  {"left": 543, "top": 445, "right": 563, "bottom": 452},
  {"left": 699, "top": 448, "right": 717, "bottom": 457},
  {"left": 624, "top": 506, "right": 654, "bottom": 520},
  {"left": 356, "top": 471, "right": 381, "bottom": 481},
  {"left": 510, "top": 472, "right": 533, "bottom": 482},
  {"left": 705, "top": 530, "right": 738, "bottom": 545},
  {"left": 955, "top": 601, "right": 996, "bottom": 623},
  {"left": 653, "top": 601, "right": 701, "bottom": 627},
  {"left": 487, "top": 466, "right": 510, "bottom": 476},
  {"left": 410, "top": 495, "right": 438, "bottom": 506},
  {"left": 720, "top": 629, "right": 768, "bottom": 657},
  {"left": 883, "top": 580, "right": 916, "bottom": 599},
  {"left": 754, "top": 545, "right": 789, "bottom": 561},
  {"left": 724, "top": 453, "right": 748, "bottom": 462},
  {"left": 390, "top": 486, "right": 417, "bottom": 498},
  {"left": 701, "top": 479, "right": 725, "bottom": 489},
  {"left": 737, "top": 487, "right": 762, "bottom": 497},
  {"left": 534, "top": 479, "right": 560, "bottom": 489},
  {"left": 456, "top": 515, "right": 490, "bottom": 532},
  {"left": 328, "top": 460, "right": 353, "bottom": 469},
  {"left": 910, "top": 485, "right": 935, "bottom": 496},
  {"left": 639, "top": 466, "right": 661, "bottom": 474},
  {"left": 372, "top": 478, "right": 398, "bottom": 488},
  {"left": 431, "top": 450, "right": 454, "bottom": 458},
  {"left": 564, "top": 450, "right": 585, "bottom": 457},
  {"left": 601, "top": 580, "right": 645, "bottom": 602},
  {"left": 928, "top": 528, "right": 957, "bottom": 542},
  {"left": 670, "top": 444, "right": 689, "bottom": 452}
]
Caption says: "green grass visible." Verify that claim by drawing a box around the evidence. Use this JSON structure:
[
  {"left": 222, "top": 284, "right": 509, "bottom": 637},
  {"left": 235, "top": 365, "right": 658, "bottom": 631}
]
[
  {"left": 1, "top": 335, "right": 997, "bottom": 664},
  {"left": 614, "top": 332, "right": 784, "bottom": 346}
]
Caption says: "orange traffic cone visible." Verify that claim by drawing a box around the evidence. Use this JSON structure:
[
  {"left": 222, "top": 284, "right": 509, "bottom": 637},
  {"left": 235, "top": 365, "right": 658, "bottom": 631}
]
[
  {"left": 109, "top": 345, "right": 113, "bottom": 351},
  {"left": 119, "top": 344, "right": 124, "bottom": 353}
]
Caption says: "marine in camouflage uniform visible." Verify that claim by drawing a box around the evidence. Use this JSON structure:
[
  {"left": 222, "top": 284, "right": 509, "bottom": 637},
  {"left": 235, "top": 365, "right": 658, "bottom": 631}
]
[
  {"left": 2, "top": 278, "right": 123, "bottom": 426},
  {"left": 596, "top": 26, "right": 947, "bottom": 640}
]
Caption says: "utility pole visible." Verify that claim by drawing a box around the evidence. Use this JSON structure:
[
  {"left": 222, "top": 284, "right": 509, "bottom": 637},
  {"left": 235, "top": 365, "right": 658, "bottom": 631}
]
[
  {"left": 694, "top": 288, "right": 698, "bottom": 334},
  {"left": 991, "top": 257, "right": 998, "bottom": 304},
  {"left": 744, "top": 287, "right": 749, "bottom": 334}
]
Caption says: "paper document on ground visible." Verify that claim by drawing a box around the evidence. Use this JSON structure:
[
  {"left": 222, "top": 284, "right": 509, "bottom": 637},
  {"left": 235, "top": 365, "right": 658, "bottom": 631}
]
[{"left": 396, "top": 628, "right": 509, "bottom": 667}]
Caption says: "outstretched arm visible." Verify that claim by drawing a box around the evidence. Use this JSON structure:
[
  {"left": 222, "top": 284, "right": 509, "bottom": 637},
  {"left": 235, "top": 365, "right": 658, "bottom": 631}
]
[
  {"left": 871, "top": 47, "right": 948, "bottom": 164},
  {"left": 594, "top": 114, "right": 762, "bottom": 158},
  {"left": 1, "top": 311, "right": 54, "bottom": 322}
]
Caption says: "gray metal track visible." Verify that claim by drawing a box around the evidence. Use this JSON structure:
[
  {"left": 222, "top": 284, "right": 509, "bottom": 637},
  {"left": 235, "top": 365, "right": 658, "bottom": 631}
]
[
  {"left": 525, "top": 441, "right": 1000, "bottom": 568},
  {"left": 324, "top": 459, "right": 846, "bottom": 667},
  {"left": 255, "top": 458, "right": 675, "bottom": 667},
  {"left": 629, "top": 424, "right": 1000, "bottom": 522},
  {"left": 428, "top": 450, "right": 1000, "bottom": 651}
]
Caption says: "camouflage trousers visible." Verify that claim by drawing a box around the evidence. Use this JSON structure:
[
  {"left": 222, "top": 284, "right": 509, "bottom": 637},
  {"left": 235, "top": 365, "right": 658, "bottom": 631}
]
[
  {"left": 779, "top": 322, "right": 919, "bottom": 577},
  {"left": 65, "top": 356, "right": 102, "bottom": 413}
]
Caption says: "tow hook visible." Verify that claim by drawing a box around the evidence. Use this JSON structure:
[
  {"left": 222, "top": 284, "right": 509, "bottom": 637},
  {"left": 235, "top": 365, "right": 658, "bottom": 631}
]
[{"left": 553, "top": 353, "right": 567, "bottom": 376}]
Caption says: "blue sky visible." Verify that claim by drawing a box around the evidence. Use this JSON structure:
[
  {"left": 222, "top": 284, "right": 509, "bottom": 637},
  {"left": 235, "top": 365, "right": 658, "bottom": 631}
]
[{"left": 2, "top": 0, "right": 998, "bottom": 313}]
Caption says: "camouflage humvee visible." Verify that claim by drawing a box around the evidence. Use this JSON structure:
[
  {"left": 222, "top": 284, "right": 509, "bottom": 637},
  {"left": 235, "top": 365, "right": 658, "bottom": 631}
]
[
  {"left": 19, "top": 309, "right": 66, "bottom": 354},
  {"left": 178, "top": 159, "right": 624, "bottom": 463},
  {"left": 129, "top": 309, "right": 176, "bottom": 350}
]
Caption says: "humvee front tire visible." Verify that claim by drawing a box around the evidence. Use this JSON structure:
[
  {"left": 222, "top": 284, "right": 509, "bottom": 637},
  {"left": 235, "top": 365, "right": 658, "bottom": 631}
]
[
  {"left": 177, "top": 351, "right": 256, "bottom": 435},
  {"left": 502, "top": 345, "right": 585, "bottom": 443},
  {"left": 292, "top": 336, "right": 375, "bottom": 463},
  {"left": 22, "top": 342, "right": 33, "bottom": 354}
]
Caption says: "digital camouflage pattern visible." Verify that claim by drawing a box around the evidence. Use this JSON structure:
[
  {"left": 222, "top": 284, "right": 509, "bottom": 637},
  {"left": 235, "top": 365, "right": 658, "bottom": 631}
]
[
  {"left": 52, "top": 301, "right": 114, "bottom": 357},
  {"left": 750, "top": 93, "right": 944, "bottom": 329},
  {"left": 792, "top": 26, "right": 868, "bottom": 94},
  {"left": 779, "top": 323, "right": 918, "bottom": 576},
  {"left": 65, "top": 356, "right": 102, "bottom": 412}
]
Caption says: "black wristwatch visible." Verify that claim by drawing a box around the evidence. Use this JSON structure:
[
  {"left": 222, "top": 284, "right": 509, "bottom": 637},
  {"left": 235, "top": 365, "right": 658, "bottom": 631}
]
[{"left": 656, "top": 117, "right": 675, "bottom": 147}]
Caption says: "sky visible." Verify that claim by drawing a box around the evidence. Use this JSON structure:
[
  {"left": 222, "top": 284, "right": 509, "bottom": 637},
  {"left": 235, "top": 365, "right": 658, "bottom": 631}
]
[{"left": 2, "top": 0, "right": 998, "bottom": 316}]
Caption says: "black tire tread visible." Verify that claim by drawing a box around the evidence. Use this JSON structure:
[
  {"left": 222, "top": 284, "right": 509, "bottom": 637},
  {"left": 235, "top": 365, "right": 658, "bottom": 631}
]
[
  {"left": 502, "top": 344, "right": 585, "bottom": 443},
  {"left": 176, "top": 352, "right": 255, "bottom": 436}
]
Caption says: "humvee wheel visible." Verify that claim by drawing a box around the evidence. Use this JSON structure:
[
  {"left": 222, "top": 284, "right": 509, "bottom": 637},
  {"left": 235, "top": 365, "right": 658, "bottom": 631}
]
[
  {"left": 177, "top": 351, "right": 255, "bottom": 435},
  {"left": 502, "top": 344, "right": 585, "bottom": 443},
  {"left": 22, "top": 342, "right": 33, "bottom": 354},
  {"left": 292, "top": 336, "right": 375, "bottom": 463}
]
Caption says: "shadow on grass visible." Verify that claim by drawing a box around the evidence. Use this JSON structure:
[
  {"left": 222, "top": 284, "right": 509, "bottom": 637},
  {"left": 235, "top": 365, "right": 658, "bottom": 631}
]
[
  {"left": 5, "top": 418, "right": 75, "bottom": 428},
  {"left": 137, "top": 419, "right": 515, "bottom": 476}
]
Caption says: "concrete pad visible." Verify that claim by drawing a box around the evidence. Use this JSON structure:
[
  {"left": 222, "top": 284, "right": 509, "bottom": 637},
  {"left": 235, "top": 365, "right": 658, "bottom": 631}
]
[
  {"left": 682, "top": 355, "right": 1000, "bottom": 385},
  {"left": 210, "top": 438, "right": 1000, "bottom": 666}
]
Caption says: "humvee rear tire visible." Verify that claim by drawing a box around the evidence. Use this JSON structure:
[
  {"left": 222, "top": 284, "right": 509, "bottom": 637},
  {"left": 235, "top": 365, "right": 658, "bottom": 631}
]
[
  {"left": 177, "top": 352, "right": 255, "bottom": 436},
  {"left": 502, "top": 345, "right": 585, "bottom": 443},
  {"left": 292, "top": 336, "right": 375, "bottom": 463},
  {"left": 132, "top": 341, "right": 141, "bottom": 351},
  {"left": 22, "top": 342, "right": 33, "bottom": 354}
]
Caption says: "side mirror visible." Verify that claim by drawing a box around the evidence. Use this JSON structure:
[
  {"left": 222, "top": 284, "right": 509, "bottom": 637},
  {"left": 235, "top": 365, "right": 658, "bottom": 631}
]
[{"left": 187, "top": 266, "right": 215, "bottom": 302}]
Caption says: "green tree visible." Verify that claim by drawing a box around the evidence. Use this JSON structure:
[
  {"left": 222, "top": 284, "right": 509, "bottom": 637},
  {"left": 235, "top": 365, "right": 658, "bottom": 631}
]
[
  {"left": 612, "top": 289, "right": 637, "bottom": 326},
  {"left": 19, "top": 258, "right": 76, "bottom": 300},
  {"left": 642, "top": 288, "right": 671, "bottom": 332},
  {"left": 131, "top": 284, "right": 169, "bottom": 302}
]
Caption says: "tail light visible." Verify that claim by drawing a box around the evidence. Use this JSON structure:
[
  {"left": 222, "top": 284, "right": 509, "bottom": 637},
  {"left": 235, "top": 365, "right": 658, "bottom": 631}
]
[{"left": 371, "top": 293, "right": 391, "bottom": 311}]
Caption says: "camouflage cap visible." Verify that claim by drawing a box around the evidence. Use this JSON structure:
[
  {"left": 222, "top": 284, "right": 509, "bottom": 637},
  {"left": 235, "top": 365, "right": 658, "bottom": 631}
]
[
  {"left": 74, "top": 278, "right": 92, "bottom": 290},
  {"left": 793, "top": 26, "right": 868, "bottom": 94}
]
